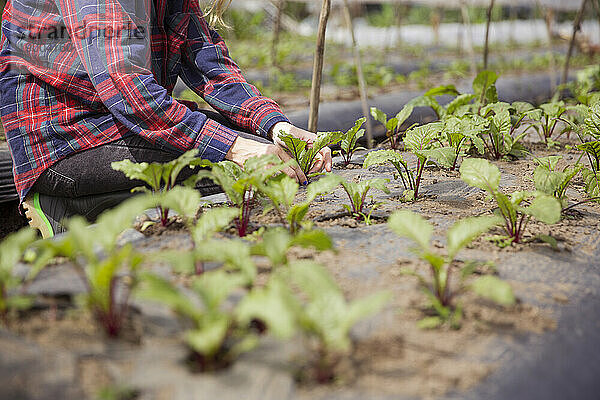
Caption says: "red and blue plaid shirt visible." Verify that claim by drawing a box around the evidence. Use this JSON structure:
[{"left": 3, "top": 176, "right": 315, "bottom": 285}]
[{"left": 0, "top": 0, "right": 289, "bottom": 202}]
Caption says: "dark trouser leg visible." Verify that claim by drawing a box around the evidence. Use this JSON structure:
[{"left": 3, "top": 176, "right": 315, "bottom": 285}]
[
  {"left": 32, "top": 111, "right": 271, "bottom": 198},
  {"left": 25, "top": 111, "right": 272, "bottom": 237}
]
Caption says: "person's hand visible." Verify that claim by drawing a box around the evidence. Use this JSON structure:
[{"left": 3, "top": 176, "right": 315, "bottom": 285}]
[
  {"left": 270, "top": 122, "right": 333, "bottom": 174},
  {"left": 225, "top": 136, "right": 308, "bottom": 184}
]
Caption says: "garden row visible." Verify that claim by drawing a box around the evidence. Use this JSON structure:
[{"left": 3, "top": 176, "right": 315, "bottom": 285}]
[{"left": 1, "top": 68, "right": 599, "bottom": 389}]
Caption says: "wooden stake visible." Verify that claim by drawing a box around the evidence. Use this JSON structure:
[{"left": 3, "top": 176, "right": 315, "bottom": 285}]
[
  {"left": 271, "top": 0, "right": 285, "bottom": 68},
  {"left": 308, "top": 0, "right": 331, "bottom": 133},
  {"left": 539, "top": 1, "right": 557, "bottom": 92},
  {"left": 483, "top": 0, "right": 495, "bottom": 70},
  {"left": 460, "top": 0, "right": 477, "bottom": 77},
  {"left": 562, "top": 0, "right": 589, "bottom": 86},
  {"left": 342, "top": 0, "right": 373, "bottom": 148}
]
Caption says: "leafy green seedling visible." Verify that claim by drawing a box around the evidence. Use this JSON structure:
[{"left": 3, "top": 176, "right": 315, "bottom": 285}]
[
  {"left": 112, "top": 150, "right": 199, "bottom": 226},
  {"left": 251, "top": 227, "right": 333, "bottom": 268},
  {"left": 278, "top": 131, "right": 342, "bottom": 177},
  {"left": 563, "top": 65, "right": 600, "bottom": 106},
  {"left": 254, "top": 173, "right": 308, "bottom": 235},
  {"left": 533, "top": 156, "right": 581, "bottom": 208},
  {"left": 285, "top": 261, "right": 390, "bottom": 383},
  {"left": 0, "top": 228, "right": 38, "bottom": 324},
  {"left": 478, "top": 102, "right": 532, "bottom": 160},
  {"left": 136, "top": 270, "right": 258, "bottom": 371},
  {"left": 363, "top": 123, "right": 454, "bottom": 201},
  {"left": 306, "top": 173, "right": 389, "bottom": 222},
  {"left": 34, "top": 195, "right": 154, "bottom": 336},
  {"left": 460, "top": 158, "right": 562, "bottom": 246},
  {"left": 442, "top": 116, "right": 486, "bottom": 169},
  {"left": 339, "top": 117, "right": 367, "bottom": 166},
  {"left": 408, "top": 84, "right": 473, "bottom": 120},
  {"left": 388, "top": 210, "right": 515, "bottom": 329},
  {"left": 194, "top": 155, "right": 284, "bottom": 237},
  {"left": 527, "top": 101, "right": 568, "bottom": 147},
  {"left": 370, "top": 104, "right": 414, "bottom": 149},
  {"left": 574, "top": 102, "right": 600, "bottom": 202}
]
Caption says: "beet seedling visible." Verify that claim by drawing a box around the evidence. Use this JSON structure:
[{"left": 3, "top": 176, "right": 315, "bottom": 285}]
[
  {"left": 407, "top": 84, "right": 474, "bottom": 119},
  {"left": 533, "top": 156, "right": 582, "bottom": 208},
  {"left": 388, "top": 210, "right": 515, "bottom": 329},
  {"left": 460, "top": 158, "right": 562, "bottom": 246},
  {"left": 251, "top": 227, "right": 333, "bottom": 268},
  {"left": 527, "top": 101, "right": 568, "bottom": 147},
  {"left": 278, "top": 130, "right": 342, "bottom": 177},
  {"left": 195, "top": 155, "right": 284, "bottom": 237},
  {"left": 338, "top": 117, "right": 367, "bottom": 166},
  {"left": 478, "top": 102, "right": 532, "bottom": 160},
  {"left": 0, "top": 228, "right": 38, "bottom": 324},
  {"left": 574, "top": 102, "right": 600, "bottom": 201},
  {"left": 442, "top": 116, "right": 486, "bottom": 169},
  {"left": 363, "top": 123, "right": 454, "bottom": 201},
  {"left": 285, "top": 261, "right": 390, "bottom": 383},
  {"left": 33, "top": 195, "right": 155, "bottom": 337},
  {"left": 370, "top": 104, "right": 414, "bottom": 149},
  {"left": 136, "top": 270, "right": 259, "bottom": 371},
  {"left": 112, "top": 150, "right": 199, "bottom": 226},
  {"left": 306, "top": 173, "right": 389, "bottom": 222}
]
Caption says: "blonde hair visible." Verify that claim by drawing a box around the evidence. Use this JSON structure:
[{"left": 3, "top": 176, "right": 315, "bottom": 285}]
[{"left": 205, "top": 0, "right": 233, "bottom": 27}]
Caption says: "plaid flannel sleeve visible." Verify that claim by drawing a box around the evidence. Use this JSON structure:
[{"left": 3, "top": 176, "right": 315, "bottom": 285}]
[
  {"left": 178, "top": 0, "right": 290, "bottom": 139},
  {"left": 56, "top": 0, "right": 238, "bottom": 162}
]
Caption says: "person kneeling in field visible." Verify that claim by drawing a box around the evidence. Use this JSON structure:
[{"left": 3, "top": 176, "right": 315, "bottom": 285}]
[{"left": 0, "top": 0, "right": 331, "bottom": 238}]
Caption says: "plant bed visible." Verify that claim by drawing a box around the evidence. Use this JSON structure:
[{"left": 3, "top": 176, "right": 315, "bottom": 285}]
[{"left": 3, "top": 70, "right": 600, "bottom": 400}]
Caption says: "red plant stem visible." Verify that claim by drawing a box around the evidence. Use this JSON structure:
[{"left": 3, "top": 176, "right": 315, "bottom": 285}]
[
  {"left": 443, "top": 267, "right": 452, "bottom": 306},
  {"left": 414, "top": 159, "right": 424, "bottom": 198}
]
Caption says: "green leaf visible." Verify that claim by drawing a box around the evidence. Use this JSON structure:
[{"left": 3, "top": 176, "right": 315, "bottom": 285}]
[
  {"left": 257, "top": 173, "right": 299, "bottom": 209},
  {"left": 460, "top": 158, "right": 501, "bottom": 192},
  {"left": 345, "top": 290, "right": 391, "bottom": 331},
  {"left": 404, "top": 122, "right": 442, "bottom": 152},
  {"left": 363, "top": 150, "right": 405, "bottom": 174},
  {"left": 340, "top": 118, "right": 366, "bottom": 156},
  {"left": 470, "top": 276, "right": 516, "bottom": 307},
  {"left": 424, "top": 84, "right": 460, "bottom": 97},
  {"left": 195, "top": 240, "right": 257, "bottom": 284},
  {"left": 291, "top": 229, "right": 334, "bottom": 252},
  {"left": 0, "top": 228, "right": 37, "bottom": 272},
  {"left": 417, "top": 316, "right": 443, "bottom": 330},
  {"left": 306, "top": 173, "right": 344, "bottom": 202},
  {"left": 419, "top": 147, "right": 456, "bottom": 169},
  {"left": 388, "top": 210, "right": 432, "bottom": 251},
  {"left": 253, "top": 228, "right": 292, "bottom": 266},
  {"left": 533, "top": 166, "right": 565, "bottom": 196},
  {"left": 158, "top": 186, "right": 201, "bottom": 221},
  {"left": 522, "top": 195, "right": 561, "bottom": 224},
  {"left": 394, "top": 104, "right": 415, "bottom": 126},
  {"left": 473, "top": 70, "right": 498, "bottom": 102},
  {"left": 447, "top": 215, "right": 502, "bottom": 259},
  {"left": 135, "top": 273, "right": 202, "bottom": 321},
  {"left": 582, "top": 168, "right": 600, "bottom": 198},
  {"left": 370, "top": 107, "right": 388, "bottom": 126},
  {"left": 192, "top": 207, "right": 238, "bottom": 243},
  {"left": 236, "top": 277, "right": 299, "bottom": 339},
  {"left": 185, "top": 317, "right": 230, "bottom": 357},
  {"left": 193, "top": 270, "right": 247, "bottom": 311},
  {"left": 288, "top": 261, "right": 340, "bottom": 302},
  {"left": 446, "top": 94, "right": 476, "bottom": 115}
]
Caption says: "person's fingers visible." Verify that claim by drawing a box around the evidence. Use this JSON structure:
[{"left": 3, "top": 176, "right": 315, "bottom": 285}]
[
  {"left": 309, "top": 147, "right": 332, "bottom": 174},
  {"left": 322, "top": 147, "right": 333, "bottom": 172},
  {"left": 275, "top": 146, "right": 307, "bottom": 183},
  {"left": 309, "top": 154, "right": 324, "bottom": 174}
]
